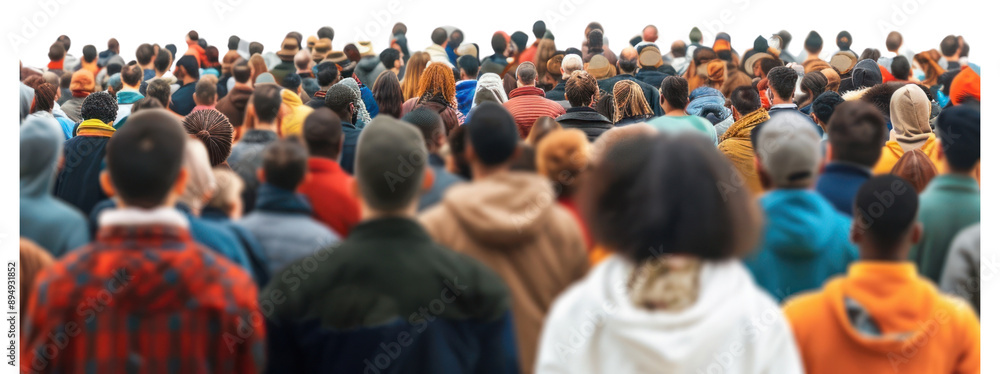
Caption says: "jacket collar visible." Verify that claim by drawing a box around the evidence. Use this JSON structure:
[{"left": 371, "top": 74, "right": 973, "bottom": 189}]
[
  {"left": 240, "top": 129, "right": 279, "bottom": 143},
  {"left": 98, "top": 205, "right": 189, "bottom": 230},
  {"left": 925, "top": 174, "right": 979, "bottom": 195},
  {"left": 508, "top": 86, "right": 545, "bottom": 99},
  {"left": 721, "top": 107, "right": 769, "bottom": 141},
  {"left": 308, "top": 157, "right": 349, "bottom": 175},
  {"left": 76, "top": 118, "right": 116, "bottom": 137},
  {"left": 350, "top": 217, "right": 432, "bottom": 242},
  {"left": 560, "top": 107, "right": 612, "bottom": 124},
  {"left": 116, "top": 89, "right": 144, "bottom": 104},
  {"left": 823, "top": 161, "right": 872, "bottom": 178},
  {"left": 254, "top": 183, "right": 313, "bottom": 215}
]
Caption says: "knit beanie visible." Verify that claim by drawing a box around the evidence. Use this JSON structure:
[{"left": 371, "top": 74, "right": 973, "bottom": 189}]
[{"left": 949, "top": 66, "right": 980, "bottom": 105}]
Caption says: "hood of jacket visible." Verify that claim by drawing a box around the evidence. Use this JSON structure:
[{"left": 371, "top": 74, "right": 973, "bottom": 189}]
[
  {"left": 888, "top": 84, "right": 931, "bottom": 151},
  {"left": 539, "top": 255, "right": 800, "bottom": 372},
  {"left": 438, "top": 171, "right": 557, "bottom": 246},
  {"left": 254, "top": 183, "right": 313, "bottom": 215},
  {"left": 456, "top": 80, "right": 478, "bottom": 115},
  {"left": 759, "top": 189, "right": 851, "bottom": 258},
  {"left": 824, "top": 262, "right": 950, "bottom": 353},
  {"left": 116, "top": 89, "right": 144, "bottom": 105},
  {"left": 20, "top": 116, "right": 64, "bottom": 198}
]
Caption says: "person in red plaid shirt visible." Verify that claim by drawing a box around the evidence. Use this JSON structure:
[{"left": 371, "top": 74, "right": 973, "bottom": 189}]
[{"left": 21, "top": 109, "right": 265, "bottom": 373}]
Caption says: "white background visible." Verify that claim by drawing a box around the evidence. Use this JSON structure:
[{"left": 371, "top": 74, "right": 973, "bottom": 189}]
[{"left": 1, "top": 0, "right": 993, "bottom": 373}]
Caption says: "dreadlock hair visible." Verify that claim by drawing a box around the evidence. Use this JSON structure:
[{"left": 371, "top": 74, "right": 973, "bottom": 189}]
[
  {"left": 182, "top": 109, "right": 235, "bottom": 167},
  {"left": 612, "top": 80, "right": 652, "bottom": 123},
  {"left": 416, "top": 62, "right": 457, "bottom": 107}
]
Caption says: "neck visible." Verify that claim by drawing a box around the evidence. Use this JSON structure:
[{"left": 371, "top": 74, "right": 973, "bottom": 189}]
[
  {"left": 772, "top": 97, "right": 794, "bottom": 105},
  {"left": 123, "top": 85, "right": 140, "bottom": 91},
  {"left": 141, "top": 63, "right": 154, "bottom": 70},
  {"left": 664, "top": 107, "right": 686, "bottom": 116},
  {"left": 234, "top": 81, "right": 251, "bottom": 89},
  {"left": 945, "top": 55, "right": 960, "bottom": 62},
  {"left": 808, "top": 52, "right": 820, "bottom": 59},
  {"left": 182, "top": 76, "right": 196, "bottom": 85},
  {"left": 254, "top": 121, "right": 279, "bottom": 132},
  {"left": 361, "top": 202, "right": 416, "bottom": 221},
  {"left": 472, "top": 163, "right": 509, "bottom": 180}
]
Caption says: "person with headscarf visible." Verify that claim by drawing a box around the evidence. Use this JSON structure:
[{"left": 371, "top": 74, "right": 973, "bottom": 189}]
[
  {"left": 872, "top": 84, "right": 944, "bottom": 175},
  {"left": 334, "top": 77, "right": 372, "bottom": 126},
  {"left": 473, "top": 72, "right": 509, "bottom": 108},
  {"left": 20, "top": 116, "right": 90, "bottom": 257}
]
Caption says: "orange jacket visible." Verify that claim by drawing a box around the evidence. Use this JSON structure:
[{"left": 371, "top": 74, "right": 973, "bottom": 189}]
[
  {"left": 783, "top": 262, "right": 980, "bottom": 374},
  {"left": 872, "top": 134, "right": 945, "bottom": 175}
]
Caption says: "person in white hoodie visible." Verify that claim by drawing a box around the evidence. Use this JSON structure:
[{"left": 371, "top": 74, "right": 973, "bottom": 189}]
[{"left": 535, "top": 131, "right": 804, "bottom": 374}]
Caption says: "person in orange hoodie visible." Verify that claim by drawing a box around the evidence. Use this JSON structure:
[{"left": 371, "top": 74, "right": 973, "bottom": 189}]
[
  {"left": 184, "top": 30, "right": 208, "bottom": 68},
  {"left": 872, "top": 84, "right": 944, "bottom": 174},
  {"left": 783, "top": 174, "right": 980, "bottom": 374}
]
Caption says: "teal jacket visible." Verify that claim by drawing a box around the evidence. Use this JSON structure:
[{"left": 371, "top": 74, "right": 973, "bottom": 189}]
[{"left": 910, "top": 174, "right": 980, "bottom": 283}]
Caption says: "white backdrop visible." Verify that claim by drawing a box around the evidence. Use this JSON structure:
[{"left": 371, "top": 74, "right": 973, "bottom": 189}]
[{"left": 6, "top": 0, "right": 982, "bottom": 69}]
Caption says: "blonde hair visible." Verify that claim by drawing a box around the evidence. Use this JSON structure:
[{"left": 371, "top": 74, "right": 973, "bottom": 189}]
[
  {"left": 208, "top": 168, "right": 244, "bottom": 215},
  {"left": 401, "top": 51, "right": 430, "bottom": 100},
  {"left": 612, "top": 80, "right": 652, "bottom": 123},
  {"left": 179, "top": 138, "right": 217, "bottom": 215},
  {"left": 535, "top": 128, "right": 592, "bottom": 197}
]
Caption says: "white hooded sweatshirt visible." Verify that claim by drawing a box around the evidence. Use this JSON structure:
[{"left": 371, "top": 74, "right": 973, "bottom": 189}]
[{"left": 535, "top": 255, "right": 804, "bottom": 374}]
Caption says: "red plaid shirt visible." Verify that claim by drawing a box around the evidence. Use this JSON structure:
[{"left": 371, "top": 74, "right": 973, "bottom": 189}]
[{"left": 22, "top": 224, "right": 265, "bottom": 373}]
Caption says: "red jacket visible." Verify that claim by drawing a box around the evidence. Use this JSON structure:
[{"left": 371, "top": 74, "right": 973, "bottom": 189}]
[
  {"left": 503, "top": 86, "right": 566, "bottom": 138},
  {"left": 298, "top": 157, "right": 361, "bottom": 237}
]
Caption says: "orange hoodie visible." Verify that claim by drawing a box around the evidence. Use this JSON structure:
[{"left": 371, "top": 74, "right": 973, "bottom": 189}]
[
  {"left": 783, "top": 262, "right": 980, "bottom": 374},
  {"left": 872, "top": 134, "right": 945, "bottom": 175}
]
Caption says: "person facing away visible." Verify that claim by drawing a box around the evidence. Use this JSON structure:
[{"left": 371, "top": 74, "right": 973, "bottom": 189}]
[
  {"left": 263, "top": 115, "right": 517, "bottom": 374},
  {"left": 742, "top": 111, "right": 858, "bottom": 302},
  {"left": 783, "top": 175, "right": 979, "bottom": 374},
  {"left": 22, "top": 109, "right": 264, "bottom": 373},
  {"left": 54, "top": 91, "right": 118, "bottom": 216},
  {"left": 402, "top": 108, "right": 464, "bottom": 211},
  {"left": 815, "top": 101, "right": 887, "bottom": 216},
  {"left": 239, "top": 140, "right": 339, "bottom": 277},
  {"left": 909, "top": 105, "right": 980, "bottom": 284},
  {"left": 647, "top": 76, "right": 717, "bottom": 145},
  {"left": 296, "top": 107, "right": 362, "bottom": 237},
  {"left": 718, "top": 85, "right": 769, "bottom": 196},
  {"left": 324, "top": 84, "right": 364, "bottom": 174},
  {"left": 871, "top": 84, "right": 944, "bottom": 175},
  {"left": 535, "top": 132, "right": 803, "bottom": 374},
  {"left": 503, "top": 61, "right": 566, "bottom": 138},
  {"left": 228, "top": 83, "right": 283, "bottom": 214},
  {"left": 554, "top": 70, "right": 612, "bottom": 142},
  {"left": 169, "top": 55, "right": 200, "bottom": 116},
  {"left": 20, "top": 116, "right": 89, "bottom": 257},
  {"left": 420, "top": 102, "right": 588, "bottom": 373}
]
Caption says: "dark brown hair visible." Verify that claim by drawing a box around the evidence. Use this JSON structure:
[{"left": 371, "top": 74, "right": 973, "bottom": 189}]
[{"left": 372, "top": 70, "right": 404, "bottom": 118}]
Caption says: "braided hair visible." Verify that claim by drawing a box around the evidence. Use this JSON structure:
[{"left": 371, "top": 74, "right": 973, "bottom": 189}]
[
  {"left": 612, "top": 80, "right": 652, "bottom": 123},
  {"left": 182, "top": 109, "right": 234, "bottom": 167}
]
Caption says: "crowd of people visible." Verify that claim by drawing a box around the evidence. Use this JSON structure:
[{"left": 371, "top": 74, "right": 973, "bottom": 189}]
[{"left": 17, "top": 21, "right": 980, "bottom": 373}]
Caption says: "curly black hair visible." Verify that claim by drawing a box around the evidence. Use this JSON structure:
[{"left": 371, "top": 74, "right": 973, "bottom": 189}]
[{"left": 81, "top": 91, "right": 118, "bottom": 123}]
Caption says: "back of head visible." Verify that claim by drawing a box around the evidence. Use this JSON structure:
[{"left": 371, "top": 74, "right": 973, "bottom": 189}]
[
  {"left": 935, "top": 105, "right": 980, "bottom": 172},
  {"left": 233, "top": 60, "right": 252, "bottom": 84},
  {"left": 587, "top": 30, "right": 603, "bottom": 51},
  {"left": 294, "top": 50, "right": 312, "bottom": 70},
  {"left": 582, "top": 132, "right": 758, "bottom": 263},
  {"left": 302, "top": 107, "right": 343, "bottom": 159},
  {"left": 324, "top": 84, "right": 357, "bottom": 113},
  {"left": 689, "top": 27, "right": 702, "bottom": 44},
  {"left": 804, "top": 31, "right": 823, "bottom": 54},
  {"left": 81, "top": 91, "right": 118, "bottom": 123},
  {"left": 48, "top": 42, "right": 66, "bottom": 62},
  {"left": 121, "top": 63, "right": 143, "bottom": 87},
  {"left": 940, "top": 35, "right": 959, "bottom": 57},
  {"left": 800, "top": 71, "right": 827, "bottom": 99},
  {"left": 107, "top": 109, "right": 188, "bottom": 208},
  {"left": 491, "top": 32, "right": 508, "bottom": 55},
  {"left": 758, "top": 58, "right": 783, "bottom": 78},
  {"left": 457, "top": 55, "right": 480, "bottom": 78},
  {"left": 820, "top": 68, "right": 841, "bottom": 92},
  {"left": 886, "top": 31, "right": 902, "bottom": 52},
  {"left": 890, "top": 150, "right": 938, "bottom": 193},
  {"left": 154, "top": 49, "right": 172, "bottom": 72},
  {"left": 535, "top": 128, "right": 591, "bottom": 196},
  {"left": 753, "top": 111, "right": 822, "bottom": 188},
  {"left": 262, "top": 140, "right": 309, "bottom": 190},
  {"left": 82, "top": 45, "right": 97, "bottom": 62},
  {"left": 136, "top": 43, "right": 155, "bottom": 65},
  {"left": 659, "top": 75, "right": 689, "bottom": 110},
  {"left": 379, "top": 48, "right": 401, "bottom": 70},
  {"left": 516, "top": 62, "right": 537, "bottom": 86},
  {"left": 811, "top": 91, "right": 844, "bottom": 125},
  {"left": 526, "top": 116, "right": 562, "bottom": 145},
  {"left": 448, "top": 30, "right": 465, "bottom": 50},
  {"left": 355, "top": 116, "right": 428, "bottom": 210},
  {"left": 853, "top": 175, "right": 919, "bottom": 251},
  {"left": 315, "top": 61, "right": 340, "bottom": 87},
  {"left": 466, "top": 101, "right": 519, "bottom": 166},
  {"left": 860, "top": 48, "right": 881, "bottom": 62},
  {"left": 251, "top": 84, "right": 283, "bottom": 123},
  {"left": 766, "top": 66, "right": 797, "bottom": 101},
  {"left": 208, "top": 168, "right": 244, "bottom": 213},
  {"left": 228, "top": 35, "right": 240, "bottom": 51},
  {"left": 431, "top": 27, "right": 448, "bottom": 45},
  {"left": 670, "top": 40, "right": 686, "bottom": 58},
  {"left": 182, "top": 109, "right": 233, "bottom": 166},
  {"left": 281, "top": 73, "right": 302, "bottom": 91},
  {"left": 565, "top": 70, "right": 598, "bottom": 107},
  {"left": 612, "top": 80, "right": 651, "bottom": 122},
  {"left": 890, "top": 56, "right": 910, "bottom": 80},
  {"left": 618, "top": 47, "right": 638, "bottom": 74},
  {"left": 132, "top": 96, "right": 164, "bottom": 114},
  {"left": 561, "top": 54, "right": 583, "bottom": 79},
  {"left": 318, "top": 26, "right": 334, "bottom": 40},
  {"left": 730, "top": 85, "right": 761, "bottom": 116},
  {"left": 146, "top": 79, "right": 171, "bottom": 107},
  {"left": 836, "top": 31, "right": 852, "bottom": 51},
  {"left": 249, "top": 42, "right": 264, "bottom": 56},
  {"left": 826, "top": 101, "right": 886, "bottom": 166},
  {"left": 195, "top": 78, "right": 217, "bottom": 105},
  {"left": 402, "top": 108, "right": 445, "bottom": 151}
]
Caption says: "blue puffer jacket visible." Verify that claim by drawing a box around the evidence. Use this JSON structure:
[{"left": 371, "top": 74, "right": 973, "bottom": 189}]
[{"left": 743, "top": 189, "right": 859, "bottom": 302}]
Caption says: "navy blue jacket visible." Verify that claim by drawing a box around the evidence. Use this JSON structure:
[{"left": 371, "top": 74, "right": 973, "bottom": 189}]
[
  {"left": 815, "top": 162, "right": 872, "bottom": 216},
  {"left": 169, "top": 82, "right": 197, "bottom": 116},
  {"left": 339, "top": 121, "right": 362, "bottom": 175},
  {"left": 264, "top": 217, "right": 519, "bottom": 374},
  {"left": 54, "top": 135, "right": 110, "bottom": 216}
]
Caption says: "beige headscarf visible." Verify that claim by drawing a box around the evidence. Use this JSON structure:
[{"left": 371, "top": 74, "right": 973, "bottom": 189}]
[
  {"left": 889, "top": 84, "right": 932, "bottom": 152},
  {"left": 179, "top": 138, "right": 218, "bottom": 215}
]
